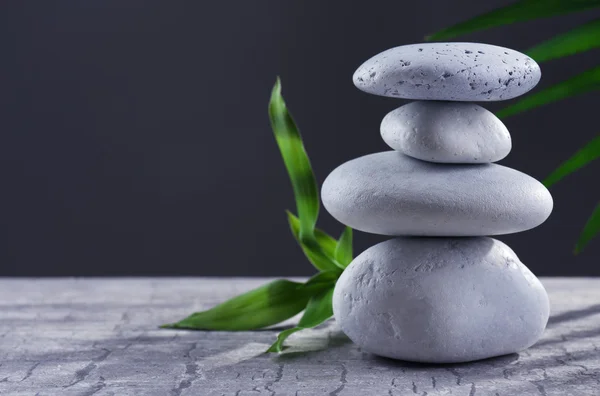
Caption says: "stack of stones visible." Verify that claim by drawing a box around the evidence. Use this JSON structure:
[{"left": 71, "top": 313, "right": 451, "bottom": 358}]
[{"left": 322, "top": 43, "right": 553, "bottom": 363}]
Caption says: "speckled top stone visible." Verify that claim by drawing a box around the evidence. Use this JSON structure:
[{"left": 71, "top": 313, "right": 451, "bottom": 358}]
[{"left": 353, "top": 42, "right": 541, "bottom": 101}]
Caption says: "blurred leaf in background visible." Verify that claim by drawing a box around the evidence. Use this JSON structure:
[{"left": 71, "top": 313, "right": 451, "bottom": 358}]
[
  {"left": 426, "top": 0, "right": 600, "bottom": 41},
  {"left": 428, "top": 0, "right": 600, "bottom": 252}
]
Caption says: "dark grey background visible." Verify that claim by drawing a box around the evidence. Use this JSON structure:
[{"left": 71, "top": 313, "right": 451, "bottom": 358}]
[{"left": 0, "top": 1, "right": 598, "bottom": 277}]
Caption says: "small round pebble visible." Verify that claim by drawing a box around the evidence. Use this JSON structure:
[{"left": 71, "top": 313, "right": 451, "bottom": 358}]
[
  {"left": 333, "top": 237, "right": 550, "bottom": 363},
  {"left": 381, "top": 101, "right": 511, "bottom": 163},
  {"left": 321, "top": 151, "right": 553, "bottom": 236},
  {"left": 353, "top": 42, "right": 541, "bottom": 101}
]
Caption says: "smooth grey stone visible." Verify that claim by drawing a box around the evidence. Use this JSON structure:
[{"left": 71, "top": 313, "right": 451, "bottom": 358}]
[
  {"left": 333, "top": 237, "right": 550, "bottom": 363},
  {"left": 353, "top": 42, "right": 541, "bottom": 101},
  {"left": 381, "top": 101, "right": 511, "bottom": 163},
  {"left": 321, "top": 151, "right": 552, "bottom": 236}
]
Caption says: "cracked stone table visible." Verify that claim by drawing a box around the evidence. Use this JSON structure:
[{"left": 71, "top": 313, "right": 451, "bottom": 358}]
[{"left": 1, "top": 278, "right": 600, "bottom": 396}]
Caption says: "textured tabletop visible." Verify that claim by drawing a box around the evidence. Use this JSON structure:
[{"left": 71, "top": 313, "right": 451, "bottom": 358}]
[{"left": 1, "top": 278, "right": 599, "bottom": 396}]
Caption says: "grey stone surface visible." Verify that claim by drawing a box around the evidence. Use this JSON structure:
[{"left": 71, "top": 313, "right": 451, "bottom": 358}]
[
  {"left": 1, "top": 278, "right": 600, "bottom": 395},
  {"left": 353, "top": 42, "right": 541, "bottom": 101},
  {"left": 380, "top": 101, "right": 511, "bottom": 163},
  {"left": 321, "top": 151, "right": 553, "bottom": 236},
  {"left": 333, "top": 237, "right": 549, "bottom": 363}
]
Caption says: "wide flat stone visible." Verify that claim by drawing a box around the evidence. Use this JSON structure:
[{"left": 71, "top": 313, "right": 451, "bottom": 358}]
[
  {"left": 353, "top": 42, "right": 541, "bottom": 101},
  {"left": 381, "top": 101, "right": 511, "bottom": 163},
  {"left": 321, "top": 151, "right": 553, "bottom": 236},
  {"left": 333, "top": 237, "right": 549, "bottom": 363},
  {"left": 1, "top": 277, "right": 600, "bottom": 395}
]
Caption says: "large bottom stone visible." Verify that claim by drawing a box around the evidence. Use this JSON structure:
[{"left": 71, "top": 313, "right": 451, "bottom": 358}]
[{"left": 333, "top": 237, "right": 549, "bottom": 363}]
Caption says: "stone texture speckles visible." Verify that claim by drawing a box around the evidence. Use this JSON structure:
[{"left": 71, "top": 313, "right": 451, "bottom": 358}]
[
  {"left": 353, "top": 43, "right": 541, "bottom": 101},
  {"left": 333, "top": 237, "right": 550, "bottom": 363},
  {"left": 321, "top": 151, "right": 553, "bottom": 236},
  {"left": 324, "top": 41, "right": 552, "bottom": 363},
  {"left": 381, "top": 101, "right": 511, "bottom": 163}
]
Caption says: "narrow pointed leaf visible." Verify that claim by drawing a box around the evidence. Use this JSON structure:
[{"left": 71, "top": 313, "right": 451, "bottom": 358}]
[
  {"left": 575, "top": 202, "right": 600, "bottom": 254},
  {"left": 544, "top": 135, "right": 600, "bottom": 187},
  {"left": 303, "top": 270, "right": 339, "bottom": 292},
  {"left": 300, "top": 237, "right": 345, "bottom": 272},
  {"left": 267, "top": 287, "right": 334, "bottom": 353},
  {"left": 286, "top": 211, "right": 344, "bottom": 272},
  {"left": 334, "top": 227, "right": 353, "bottom": 268},
  {"left": 526, "top": 18, "right": 600, "bottom": 63},
  {"left": 266, "top": 272, "right": 337, "bottom": 352},
  {"left": 496, "top": 66, "right": 600, "bottom": 119},
  {"left": 269, "top": 78, "right": 319, "bottom": 237},
  {"left": 161, "top": 280, "right": 313, "bottom": 331},
  {"left": 286, "top": 211, "right": 337, "bottom": 259},
  {"left": 267, "top": 328, "right": 301, "bottom": 353},
  {"left": 427, "top": 0, "right": 600, "bottom": 41},
  {"left": 297, "top": 287, "right": 334, "bottom": 328}
]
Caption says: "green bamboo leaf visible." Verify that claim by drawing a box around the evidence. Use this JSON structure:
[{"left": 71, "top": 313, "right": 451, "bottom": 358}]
[
  {"left": 496, "top": 65, "right": 600, "bottom": 119},
  {"left": 267, "top": 287, "right": 334, "bottom": 353},
  {"left": 526, "top": 18, "right": 600, "bottom": 63},
  {"left": 334, "top": 227, "right": 353, "bottom": 268},
  {"left": 575, "top": 202, "right": 600, "bottom": 254},
  {"left": 160, "top": 280, "right": 318, "bottom": 331},
  {"left": 303, "top": 270, "right": 339, "bottom": 292},
  {"left": 544, "top": 135, "right": 600, "bottom": 187},
  {"left": 301, "top": 237, "right": 345, "bottom": 272},
  {"left": 267, "top": 328, "right": 299, "bottom": 353},
  {"left": 427, "top": 0, "right": 600, "bottom": 41},
  {"left": 286, "top": 211, "right": 338, "bottom": 259},
  {"left": 297, "top": 288, "right": 334, "bottom": 328},
  {"left": 286, "top": 211, "right": 345, "bottom": 272},
  {"left": 269, "top": 78, "right": 319, "bottom": 237}
]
